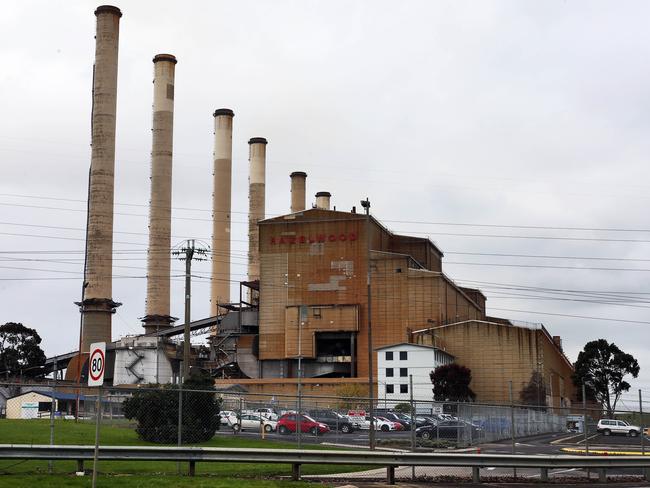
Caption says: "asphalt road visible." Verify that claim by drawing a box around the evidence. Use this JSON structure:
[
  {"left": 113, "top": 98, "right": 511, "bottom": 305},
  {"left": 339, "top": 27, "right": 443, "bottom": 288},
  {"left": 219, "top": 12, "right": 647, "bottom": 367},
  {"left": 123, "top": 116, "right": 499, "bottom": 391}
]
[{"left": 215, "top": 428, "right": 650, "bottom": 482}]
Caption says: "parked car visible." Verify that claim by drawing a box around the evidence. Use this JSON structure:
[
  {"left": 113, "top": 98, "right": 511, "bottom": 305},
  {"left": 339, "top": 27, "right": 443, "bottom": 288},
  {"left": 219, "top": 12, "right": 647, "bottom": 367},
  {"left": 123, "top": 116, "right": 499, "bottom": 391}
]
[
  {"left": 277, "top": 413, "right": 330, "bottom": 435},
  {"left": 365, "top": 416, "right": 397, "bottom": 432},
  {"left": 380, "top": 412, "right": 412, "bottom": 430},
  {"left": 308, "top": 410, "right": 356, "bottom": 433},
  {"left": 255, "top": 408, "right": 279, "bottom": 421},
  {"left": 597, "top": 419, "right": 641, "bottom": 437},
  {"left": 416, "top": 420, "right": 483, "bottom": 440},
  {"left": 377, "top": 416, "right": 405, "bottom": 431},
  {"left": 219, "top": 410, "right": 237, "bottom": 427},
  {"left": 231, "top": 413, "right": 277, "bottom": 433}
]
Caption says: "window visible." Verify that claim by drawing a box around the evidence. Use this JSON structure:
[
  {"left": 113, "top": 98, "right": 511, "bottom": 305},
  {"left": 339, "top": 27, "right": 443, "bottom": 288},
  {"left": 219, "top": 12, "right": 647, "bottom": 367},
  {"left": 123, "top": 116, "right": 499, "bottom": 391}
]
[
  {"left": 386, "top": 384, "right": 394, "bottom": 394},
  {"left": 400, "top": 384, "right": 408, "bottom": 394},
  {"left": 386, "top": 368, "right": 394, "bottom": 377},
  {"left": 399, "top": 351, "right": 408, "bottom": 360},
  {"left": 385, "top": 351, "right": 394, "bottom": 360},
  {"left": 400, "top": 368, "right": 408, "bottom": 377},
  {"left": 313, "top": 308, "right": 321, "bottom": 318}
]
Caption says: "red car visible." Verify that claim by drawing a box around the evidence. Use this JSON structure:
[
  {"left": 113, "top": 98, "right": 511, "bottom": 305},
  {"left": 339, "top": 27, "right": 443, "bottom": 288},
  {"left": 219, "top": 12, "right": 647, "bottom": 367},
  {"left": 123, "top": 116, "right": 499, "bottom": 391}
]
[{"left": 277, "top": 413, "right": 330, "bottom": 435}]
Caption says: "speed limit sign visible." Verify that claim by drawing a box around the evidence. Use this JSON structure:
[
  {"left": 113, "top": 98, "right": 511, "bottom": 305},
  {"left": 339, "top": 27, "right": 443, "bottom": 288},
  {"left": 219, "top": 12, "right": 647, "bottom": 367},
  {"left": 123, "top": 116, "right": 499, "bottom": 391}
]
[{"left": 88, "top": 342, "right": 106, "bottom": 387}]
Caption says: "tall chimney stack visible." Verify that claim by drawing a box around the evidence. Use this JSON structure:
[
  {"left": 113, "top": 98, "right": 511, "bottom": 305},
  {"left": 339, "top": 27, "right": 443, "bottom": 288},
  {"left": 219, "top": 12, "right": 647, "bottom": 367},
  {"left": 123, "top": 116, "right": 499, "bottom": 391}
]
[
  {"left": 248, "top": 137, "right": 267, "bottom": 282},
  {"left": 315, "top": 191, "right": 331, "bottom": 210},
  {"left": 142, "top": 54, "right": 177, "bottom": 333},
  {"left": 290, "top": 171, "right": 307, "bottom": 213},
  {"left": 78, "top": 5, "right": 122, "bottom": 353},
  {"left": 210, "top": 109, "right": 235, "bottom": 315}
]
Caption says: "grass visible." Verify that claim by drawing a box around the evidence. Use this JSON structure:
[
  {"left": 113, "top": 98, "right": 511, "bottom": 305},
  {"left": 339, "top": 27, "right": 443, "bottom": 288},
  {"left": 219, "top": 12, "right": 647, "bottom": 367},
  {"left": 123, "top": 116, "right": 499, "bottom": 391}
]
[
  {"left": 0, "top": 419, "right": 370, "bottom": 482},
  {"left": 0, "top": 475, "right": 317, "bottom": 488}
]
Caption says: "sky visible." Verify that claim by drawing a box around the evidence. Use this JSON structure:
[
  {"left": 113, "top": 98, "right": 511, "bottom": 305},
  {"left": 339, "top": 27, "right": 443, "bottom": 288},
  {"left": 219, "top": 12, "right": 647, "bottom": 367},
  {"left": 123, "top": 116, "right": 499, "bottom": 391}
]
[{"left": 1, "top": 0, "right": 649, "bottom": 408}]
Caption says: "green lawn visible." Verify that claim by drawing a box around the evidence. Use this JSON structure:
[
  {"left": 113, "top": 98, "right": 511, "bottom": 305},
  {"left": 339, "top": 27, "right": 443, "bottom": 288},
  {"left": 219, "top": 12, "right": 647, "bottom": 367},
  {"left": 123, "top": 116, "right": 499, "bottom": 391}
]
[
  {"left": 0, "top": 419, "right": 368, "bottom": 482},
  {"left": 0, "top": 475, "right": 317, "bottom": 488}
]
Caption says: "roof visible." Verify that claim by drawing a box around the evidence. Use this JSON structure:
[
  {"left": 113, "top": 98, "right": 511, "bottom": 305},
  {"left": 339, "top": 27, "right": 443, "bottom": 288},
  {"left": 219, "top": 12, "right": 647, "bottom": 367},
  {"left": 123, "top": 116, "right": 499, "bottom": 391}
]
[
  {"left": 259, "top": 207, "right": 445, "bottom": 259},
  {"left": 9, "top": 389, "right": 92, "bottom": 401},
  {"left": 375, "top": 342, "right": 454, "bottom": 358}
]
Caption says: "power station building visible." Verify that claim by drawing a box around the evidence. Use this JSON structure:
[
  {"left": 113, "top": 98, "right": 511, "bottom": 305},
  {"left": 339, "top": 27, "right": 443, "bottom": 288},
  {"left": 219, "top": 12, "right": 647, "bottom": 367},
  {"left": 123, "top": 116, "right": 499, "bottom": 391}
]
[{"left": 215, "top": 201, "right": 577, "bottom": 406}]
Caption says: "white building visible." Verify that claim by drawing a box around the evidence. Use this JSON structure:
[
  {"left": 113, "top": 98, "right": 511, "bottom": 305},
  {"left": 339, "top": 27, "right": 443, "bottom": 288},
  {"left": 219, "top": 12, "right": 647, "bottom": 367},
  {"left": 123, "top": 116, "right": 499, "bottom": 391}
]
[
  {"left": 113, "top": 336, "right": 175, "bottom": 385},
  {"left": 376, "top": 343, "right": 454, "bottom": 405}
]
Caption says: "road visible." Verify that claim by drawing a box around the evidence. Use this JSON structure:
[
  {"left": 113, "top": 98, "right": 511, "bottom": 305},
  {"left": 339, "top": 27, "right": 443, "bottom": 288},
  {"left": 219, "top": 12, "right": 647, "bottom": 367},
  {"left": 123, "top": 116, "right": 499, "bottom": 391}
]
[{"left": 215, "top": 427, "right": 650, "bottom": 483}]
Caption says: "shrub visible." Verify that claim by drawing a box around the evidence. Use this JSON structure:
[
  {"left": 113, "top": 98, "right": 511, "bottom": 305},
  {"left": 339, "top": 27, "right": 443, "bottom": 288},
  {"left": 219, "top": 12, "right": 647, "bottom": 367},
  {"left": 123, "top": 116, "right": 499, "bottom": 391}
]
[{"left": 123, "top": 371, "right": 221, "bottom": 444}]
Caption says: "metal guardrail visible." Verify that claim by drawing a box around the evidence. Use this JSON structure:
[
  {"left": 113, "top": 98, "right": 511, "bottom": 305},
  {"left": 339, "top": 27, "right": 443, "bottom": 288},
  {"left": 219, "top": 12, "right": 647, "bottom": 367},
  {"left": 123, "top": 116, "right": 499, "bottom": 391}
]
[{"left": 1, "top": 445, "right": 649, "bottom": 484}]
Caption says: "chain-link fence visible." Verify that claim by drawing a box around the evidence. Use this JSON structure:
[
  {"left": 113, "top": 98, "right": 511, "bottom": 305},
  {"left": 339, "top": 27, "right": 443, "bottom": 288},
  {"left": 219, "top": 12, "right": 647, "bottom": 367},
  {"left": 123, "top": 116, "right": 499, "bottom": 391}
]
[{"left": 1, "top": 380, "right": 648, "bottom": 482}]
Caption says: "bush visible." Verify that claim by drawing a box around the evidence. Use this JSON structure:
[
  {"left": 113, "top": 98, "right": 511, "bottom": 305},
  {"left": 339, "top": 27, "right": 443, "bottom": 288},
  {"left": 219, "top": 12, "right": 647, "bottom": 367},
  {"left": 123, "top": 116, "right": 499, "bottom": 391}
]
[
  {"left": 393, "top": 403, "right": 411, "bottom": 414},
  {"left": 123, "top": 371, "right": 221, "bottom": 444}
]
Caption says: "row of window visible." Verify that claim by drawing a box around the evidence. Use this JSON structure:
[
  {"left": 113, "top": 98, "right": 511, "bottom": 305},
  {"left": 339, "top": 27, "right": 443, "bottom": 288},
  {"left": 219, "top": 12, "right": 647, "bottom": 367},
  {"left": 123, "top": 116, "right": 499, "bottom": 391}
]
[
  {"left": 385, "top": 384, "right": 408, "bottom": 394},
  {"left": 386, "top": 368, "right": 408, "bottom": 377},
  {"left": 385, "top": 351, "right": 408, "bottom": 361}
]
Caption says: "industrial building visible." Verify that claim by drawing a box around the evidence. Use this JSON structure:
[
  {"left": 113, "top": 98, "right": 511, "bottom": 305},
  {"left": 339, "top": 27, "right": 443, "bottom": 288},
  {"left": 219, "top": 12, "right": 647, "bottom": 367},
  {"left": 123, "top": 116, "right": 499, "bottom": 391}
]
[
  {"left": 214, "top": 200, "right": 577, "bottom": 406},
  {"left": 45, "top": 4, "right": 578, "bottom": 409}
]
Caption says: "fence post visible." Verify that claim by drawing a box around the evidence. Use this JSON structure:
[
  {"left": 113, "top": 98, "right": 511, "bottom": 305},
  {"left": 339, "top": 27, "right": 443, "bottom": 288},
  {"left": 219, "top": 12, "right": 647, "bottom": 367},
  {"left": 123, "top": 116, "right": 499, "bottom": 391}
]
[
  {"left": 472, "top": 466, "right": 480, "bottom": 483},
  {"left": 292, "top": 463, "right": 301, "bottom": 481},
  {"left": 583, "top": 383, "right": 589, "bottom": 454},
  {"left": 236, "top": 395, "right": 242, "bottom": 435},
  {"left": 540, "top": 467, "right": 548, "bottom": 482},
  {"left": 410, "top": 375, "right": 416, "bottom": 481},
  {"left": 91, "top": 385, "right": 102, "bottom": 488},
  {"left": 509, "top": 381, "right": 516, "bottom": 480},
  {"left": 386, "top": 465, "right": 395, "bottom": 485},
  {"left": 177, "top": 382, "right": 183, "bottom": 474},
  {"left": 49, "top": 361, "right": 57, "bottom": 474},
  {"left": 639, "top": 389, "right": 645, "bottom": 456}
]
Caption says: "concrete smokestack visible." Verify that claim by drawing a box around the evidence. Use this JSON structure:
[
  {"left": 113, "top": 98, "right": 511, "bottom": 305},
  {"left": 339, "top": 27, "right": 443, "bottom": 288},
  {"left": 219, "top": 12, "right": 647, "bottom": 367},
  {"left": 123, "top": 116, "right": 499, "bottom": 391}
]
[
  {"left": 78, "top": 5, "right": 122, "bottom": 353},
  {"left": 211, "top": 109, "right": 235, "bottom": 315},
  {"left": 143, "top": 54, "right": 177, "bottom": 334},
  {"left": 248, "top": 137, "right": 267, "bottom": 282},
  {"left": 315, "top": 191, "right": 331, "bottom": 210},
  {"left": 290, "top": 171, "right": 307, "bottom": 213}
]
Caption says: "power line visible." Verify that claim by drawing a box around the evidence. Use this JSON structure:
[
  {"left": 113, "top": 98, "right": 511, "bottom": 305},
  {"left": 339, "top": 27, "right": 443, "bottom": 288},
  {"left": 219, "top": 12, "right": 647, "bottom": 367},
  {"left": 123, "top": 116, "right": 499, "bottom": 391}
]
[{"left": 488, "top": 307, "right": 650, "bottom": 326}]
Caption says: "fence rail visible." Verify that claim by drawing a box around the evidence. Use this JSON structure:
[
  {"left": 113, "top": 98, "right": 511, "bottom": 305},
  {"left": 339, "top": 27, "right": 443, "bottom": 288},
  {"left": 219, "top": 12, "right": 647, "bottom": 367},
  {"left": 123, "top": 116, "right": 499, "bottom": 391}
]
[{"left": 1, "top": 444, "right": 649, "bottom": 484}]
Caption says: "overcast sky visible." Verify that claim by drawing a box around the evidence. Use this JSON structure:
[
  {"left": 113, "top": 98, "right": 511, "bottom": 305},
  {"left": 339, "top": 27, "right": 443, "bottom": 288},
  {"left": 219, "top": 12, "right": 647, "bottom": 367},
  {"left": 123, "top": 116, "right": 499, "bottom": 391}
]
[{"left": 1, "top": 0, "right": 649, "bottom": 407}]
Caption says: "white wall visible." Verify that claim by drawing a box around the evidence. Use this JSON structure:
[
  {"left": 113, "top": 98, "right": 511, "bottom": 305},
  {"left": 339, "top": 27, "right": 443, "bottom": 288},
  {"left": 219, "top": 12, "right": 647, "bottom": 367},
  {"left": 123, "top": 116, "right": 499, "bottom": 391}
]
[
  {"left": 113, "top": 337, "right": 174, "bottom": 385},
  {"left": 377, "top": 344, "right": 453, "bottom": 405}
]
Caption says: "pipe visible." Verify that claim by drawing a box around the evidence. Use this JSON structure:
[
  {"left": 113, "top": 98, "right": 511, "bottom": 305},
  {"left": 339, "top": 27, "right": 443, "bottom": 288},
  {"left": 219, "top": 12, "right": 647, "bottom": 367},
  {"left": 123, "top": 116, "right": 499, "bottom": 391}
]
[
  {"left": 248, "top": 137, "right": 267, "bottom": 282},
  {"left": 315, "top": 191, "right": 331, "bottom": 210},
  {"left": 290, "top": 171, "right": 307, "bottom": 213},
  {"left": 211, "top": 108, "right": 235, "bottom": 315},
  {"left": 143, "top": 54, "right": 177, "bottom": 333},
  {"left": 79, "top": 5, "right": 122, "bottom": 352}
]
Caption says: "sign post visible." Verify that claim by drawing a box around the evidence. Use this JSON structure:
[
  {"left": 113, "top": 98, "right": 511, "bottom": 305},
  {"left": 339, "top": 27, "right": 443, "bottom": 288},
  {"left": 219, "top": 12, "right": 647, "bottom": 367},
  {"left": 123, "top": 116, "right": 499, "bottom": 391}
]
[{"left": 88, "top": 342, "right": 105, "bottom": 488}]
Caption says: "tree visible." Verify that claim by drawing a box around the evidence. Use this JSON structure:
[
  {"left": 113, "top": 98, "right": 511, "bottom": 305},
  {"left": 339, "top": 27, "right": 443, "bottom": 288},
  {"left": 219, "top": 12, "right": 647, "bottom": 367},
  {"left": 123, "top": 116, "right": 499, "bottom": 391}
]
[
  {"left": 572, "top": 339, "right": 639, "bottom": 418},
  {"left": 335, "top": 383, "right": 369, "bottom": 410},
  {"left": 0, "top": 322, "right": 46, "bottom": 378},
  {"left": 123, "top": 370, "right": 221, "bottom": 443},
  {"left": 520, "top": 371, "right": 547, "bottom": 409},
  {"left": 393, "top": 403, "right": 412, "bottom": 414},
  {"left": 430, "top": 364, "right": 476, "bottom": 402}
]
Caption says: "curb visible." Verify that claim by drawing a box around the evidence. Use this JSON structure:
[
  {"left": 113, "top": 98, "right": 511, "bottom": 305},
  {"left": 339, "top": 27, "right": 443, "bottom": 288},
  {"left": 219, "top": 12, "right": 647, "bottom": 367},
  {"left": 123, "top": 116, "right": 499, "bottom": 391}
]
[{"left": 561, "top": 447, "right": 650, "bottom": 456}]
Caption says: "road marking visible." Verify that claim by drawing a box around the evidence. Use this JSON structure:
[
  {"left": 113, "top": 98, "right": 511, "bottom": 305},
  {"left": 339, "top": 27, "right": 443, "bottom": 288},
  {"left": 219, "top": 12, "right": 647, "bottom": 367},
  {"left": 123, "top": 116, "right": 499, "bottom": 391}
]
[
  {"left": 515, "top": 442, "right": 533, "bottom": 447},
  {"left": 562, "top": 447, "right": 650, "bottom": 456},
  {"left": 527, "top": 468, "right": 578, "bottom": 478},
  {"left": 577, "top": 434, "right": 598, "bottom": 444},
  {"left": 551, "top": 434, "right": 582, "bottom": 444}
]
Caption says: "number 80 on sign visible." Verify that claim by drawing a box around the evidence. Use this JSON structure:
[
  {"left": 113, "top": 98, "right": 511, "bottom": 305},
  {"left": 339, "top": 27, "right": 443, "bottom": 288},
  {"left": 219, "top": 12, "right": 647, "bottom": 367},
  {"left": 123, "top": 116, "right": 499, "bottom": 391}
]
[{"left": 88, "top": 342, "right": 106, "bottom": 387}]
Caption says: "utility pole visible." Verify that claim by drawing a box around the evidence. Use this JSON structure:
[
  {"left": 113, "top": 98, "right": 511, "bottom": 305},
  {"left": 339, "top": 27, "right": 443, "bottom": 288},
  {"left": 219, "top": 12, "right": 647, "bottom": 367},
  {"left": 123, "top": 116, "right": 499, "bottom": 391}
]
[
  {"left": 173, "top": 239, "right": 208, "bottom": 382},
  {"left": 361, "top": 197, "right": 375, "bottom": 449}
]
